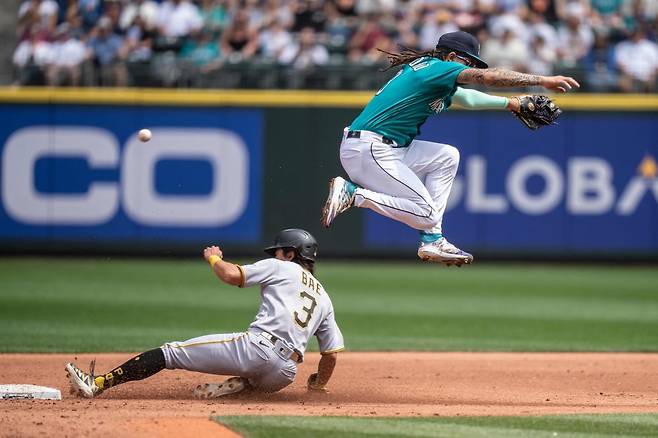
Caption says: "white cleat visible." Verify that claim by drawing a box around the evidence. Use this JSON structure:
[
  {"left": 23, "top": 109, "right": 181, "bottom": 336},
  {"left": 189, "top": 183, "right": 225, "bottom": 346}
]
[
  {"left": 418, "top": 238, "right": 474, "bottom": 267},
  {"left": 193, "top": 377, "right": 246, "bottom": 399},
  {"left": 65, "top": 361, "right": 102, "bottom": 398},
  {"left": 321, "top": 176, "right": 356, "bottom": 228}
]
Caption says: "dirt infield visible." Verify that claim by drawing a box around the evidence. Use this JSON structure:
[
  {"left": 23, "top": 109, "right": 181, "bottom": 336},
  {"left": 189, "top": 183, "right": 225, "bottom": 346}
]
[{"left": 2, "top": 352, "right": 658, "bottom": 437}]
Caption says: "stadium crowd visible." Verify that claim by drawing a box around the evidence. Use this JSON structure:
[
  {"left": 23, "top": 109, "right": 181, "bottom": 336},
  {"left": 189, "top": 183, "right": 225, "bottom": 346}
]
[{"left": 12, "top": 0, "right": 658, "bottom": 91}]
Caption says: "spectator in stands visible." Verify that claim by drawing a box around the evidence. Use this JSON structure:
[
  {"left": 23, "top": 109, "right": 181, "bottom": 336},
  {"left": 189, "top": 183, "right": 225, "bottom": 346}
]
[
  {"left": 395, "top": 14, "right": 419, "bottom": 51},
  {"left": 624, "top": 0, "right": 658, "bottom": 23},
  {"left": 327, "top": 0, "right": 358, "bottom": 20},
  {"left": 291, "top": 0, "right": 326, "bottom": 32},
  {"left": 199, "top": 0, "right": 229, "bottom": 34},
  {"left": 527, "top": 11, "right": 558, "bottom": 51},
  {"left": 555, "top": 0, "right": 590, "bottom": 22},
  {"left": 614, "top": 27, "right": 658, "bottom": 92},
  {"left": 528, "top": 33, "right": 556, "bottom": 75},
  {"left": 418, "top": 9, "right": 458, "bottom": 50},
  {"left": 496, "top": 0, "right": 526, "bottom": 13},
  {"left": 244, "top": 0, "right": 267, "bottom": 30},
  {"left": 324, "top": 0, "right": 359, "bottom": 56},
  {"left": 481, "top": 26, "right": 530, "bottom": 71},
  {"left": 488, "top": 10, "right": 528, "bottom": 43},
  {"left": 279, "top": 26, "right": 329, "bottom": 68},
  {"left": 583, "top": 31, "right": 618, "bottom": 91},
  {"left": 78, "top": 0, "right": 103, "bottom": 31},
  {"left": 123, "top": 15, "right": 156, "bottom": 62},
  {"left": 88, "top": 16, "right": 127, "bottom": 85},
  {"left": 261, "top": 19, "right": 293, "bottom": 59},
  {"left": 103, "top": 0, "right": 125, "bottom": 35},
  {"left": 347, "top": 14, "right": 388, "bottom": 62},
  {"left": 450, "top": 2, "right": 487, "bottom": 36},
  {"left": 356, "top": 0, "right": 396, "bottom": 15},
  {"left": 18, "top": 0, "right": 59, "bottom": 36},
  {"left": 525, "top": 11, "right": 558, "bottom": 74},
  {"left": 555, "top": 6, "right": 594, "bottom": 68},
  {"left": 262, "top": 0, "right": 295, "bottom": 29},
  {"left": 119, "top": 0, "right": 160, "bottom": 32},
  {"left": 527, "top": 0, "right": 559, "bottom": 24},
  {"left": 220, "top": 9, "right": 260, "bottom": 62},
  {"left": 158, "top": 0, "right": 203, "bottom": 38},
  {"left": 62, "top": 3, "right": 86, "bottom": 40},
  {"left": 590, "top": 0, "right": 626, "bottom": 38},
  {"left": 180, "top": 29, "right": 221, "bottom": 73},
  {"left": 12, "top": 26, "right": 53, "bottom": 85},
  {"left": 45, "top": 23, "right": 87, "bottom": 86}
]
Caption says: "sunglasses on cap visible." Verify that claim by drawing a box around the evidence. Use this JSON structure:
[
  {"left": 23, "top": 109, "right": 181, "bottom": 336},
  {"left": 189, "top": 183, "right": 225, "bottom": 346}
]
[{"left": 453, "top": 53, "right": 476, "bottom": 67}]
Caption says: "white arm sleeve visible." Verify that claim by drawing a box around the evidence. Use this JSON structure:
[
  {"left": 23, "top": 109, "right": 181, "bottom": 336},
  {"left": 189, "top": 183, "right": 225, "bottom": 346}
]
[{"left": 452, "top": 87, "right": 509, "bottom": 110}]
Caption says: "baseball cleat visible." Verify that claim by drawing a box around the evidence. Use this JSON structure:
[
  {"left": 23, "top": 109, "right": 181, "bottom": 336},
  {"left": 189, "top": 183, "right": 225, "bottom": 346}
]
[
  {"left": 65, "top": 361, "right": 102, "bottom": 398},
  {"left": 418, "top": 238, "right": 474, "bottom": 267},
  {"left": 321, "top": 176, "right": 356, "bottom": 228},
  {"left": 193, "top": 377, "right": 246, "bottom": 399}
]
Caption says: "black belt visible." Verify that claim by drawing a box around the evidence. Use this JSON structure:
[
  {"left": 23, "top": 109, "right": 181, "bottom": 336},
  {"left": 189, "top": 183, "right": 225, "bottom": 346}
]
[
  {"left": 260, "top": 331, "right": 302, "bottom": 363},
  {"left": 347, "top": 130, "right": 395, "bottom": 145}
]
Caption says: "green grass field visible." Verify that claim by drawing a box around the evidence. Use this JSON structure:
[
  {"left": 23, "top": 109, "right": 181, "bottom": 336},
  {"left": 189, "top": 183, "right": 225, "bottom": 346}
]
[
  {"left": 215, "top": 414, "right": 658, "bottom": 438},
  {"left": 1, "top": 257, "right": 657, "bottom": 353}
]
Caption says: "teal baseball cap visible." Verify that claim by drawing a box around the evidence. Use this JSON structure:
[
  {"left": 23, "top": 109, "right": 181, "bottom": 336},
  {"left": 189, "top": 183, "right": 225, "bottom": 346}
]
[{"left": 436, "top": 31, "right": 488, "bottom": 69}]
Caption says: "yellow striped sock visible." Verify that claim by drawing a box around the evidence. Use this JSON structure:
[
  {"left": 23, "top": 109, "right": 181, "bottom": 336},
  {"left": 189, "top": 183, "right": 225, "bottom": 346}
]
[{"left": 94, "top": 376, "right": 105, "bottom": 390}]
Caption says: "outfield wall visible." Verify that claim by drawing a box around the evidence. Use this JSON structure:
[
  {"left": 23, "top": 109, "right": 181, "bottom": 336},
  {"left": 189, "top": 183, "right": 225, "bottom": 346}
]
[{"left": 0, "top": 88, "right": 656, "bottom": 257}]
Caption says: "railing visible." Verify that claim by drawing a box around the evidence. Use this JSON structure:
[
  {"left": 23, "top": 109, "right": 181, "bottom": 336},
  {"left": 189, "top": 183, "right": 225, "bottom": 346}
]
[{"left": 13, "top": 54, "right": 658, "bottom": 93}]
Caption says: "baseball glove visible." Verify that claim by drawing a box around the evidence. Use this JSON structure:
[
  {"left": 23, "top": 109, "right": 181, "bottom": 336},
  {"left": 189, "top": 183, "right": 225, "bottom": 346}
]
[{"left": 511, "top": 95, "right": 562, "bottom": 130}]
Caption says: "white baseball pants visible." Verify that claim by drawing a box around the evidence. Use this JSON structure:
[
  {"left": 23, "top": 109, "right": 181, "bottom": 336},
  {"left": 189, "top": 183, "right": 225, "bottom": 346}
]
[
  {"left": 161, "top": 331, "right": 297, "bottom": 392},
  {"left": 339, "top": 130, "right": 460, "bottom": 234}
]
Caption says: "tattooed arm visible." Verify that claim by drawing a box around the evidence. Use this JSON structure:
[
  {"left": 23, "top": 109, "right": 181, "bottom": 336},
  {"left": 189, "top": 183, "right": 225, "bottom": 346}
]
[{"left": 457, "top": 68, "right": 580, "bottom": 93}]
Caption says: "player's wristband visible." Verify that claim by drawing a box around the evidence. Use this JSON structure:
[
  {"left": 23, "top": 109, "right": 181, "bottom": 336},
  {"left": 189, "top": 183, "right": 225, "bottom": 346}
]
[{"left": 208, "top": 255, "right": 222, "bottom": 269}]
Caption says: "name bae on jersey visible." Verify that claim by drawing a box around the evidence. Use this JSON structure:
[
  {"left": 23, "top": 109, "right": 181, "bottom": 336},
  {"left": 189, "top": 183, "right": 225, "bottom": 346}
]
[
  {"left": 301, "top": 271, "right": 323, "bottom": 295},
  {"left": 294, "top": 271, "right": 323, "bottom": 329}
]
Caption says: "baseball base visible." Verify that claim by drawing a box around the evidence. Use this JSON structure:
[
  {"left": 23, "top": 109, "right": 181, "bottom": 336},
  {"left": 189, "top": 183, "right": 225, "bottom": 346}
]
[{"left": 0, "top": 384, "right": 61, "bottom": 400}]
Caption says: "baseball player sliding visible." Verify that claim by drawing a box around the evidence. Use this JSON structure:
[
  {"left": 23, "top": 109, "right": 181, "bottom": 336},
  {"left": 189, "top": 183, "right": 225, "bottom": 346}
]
[
  {"left": 65, "top": 229, "right": 344, "bottom": 398},
  {"left": 321, "top": 30, "right": 576, "bottom": 266}
]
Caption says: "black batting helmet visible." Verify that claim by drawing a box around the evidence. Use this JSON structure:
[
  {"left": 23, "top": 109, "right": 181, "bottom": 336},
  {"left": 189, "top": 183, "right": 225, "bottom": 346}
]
[{"left": 264, "top": 229, "right": 318, "bottom": 262}]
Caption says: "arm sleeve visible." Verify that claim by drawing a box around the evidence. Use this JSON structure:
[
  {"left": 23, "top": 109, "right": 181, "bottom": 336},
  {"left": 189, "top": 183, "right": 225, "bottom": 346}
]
[
  {"left": 240, "top": 258, "right": 279, "bottom": 288},
  {"left": 314, "top": 309, "right": 345, "bottom": 354},
  {"left": 452, "top": 87, "right": 509, "bottom": 110}
]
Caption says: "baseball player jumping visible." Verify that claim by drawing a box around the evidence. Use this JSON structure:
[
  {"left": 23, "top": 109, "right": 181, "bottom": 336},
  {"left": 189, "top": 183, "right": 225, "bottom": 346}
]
[
  {"left": 65, "top": 229, "right": 344, "bottom": 398},
  {"left": 321, "top": 30, "right": 578, "bottom": 266}
]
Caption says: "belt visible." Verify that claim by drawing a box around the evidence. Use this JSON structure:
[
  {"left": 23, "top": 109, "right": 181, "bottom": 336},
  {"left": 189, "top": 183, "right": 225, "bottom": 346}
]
[
  {"left": 260, "top": 331, "right": 302, "bottom": 363},
  {"left": 347, "top": 130, "right": 395, "bottom": 145}
]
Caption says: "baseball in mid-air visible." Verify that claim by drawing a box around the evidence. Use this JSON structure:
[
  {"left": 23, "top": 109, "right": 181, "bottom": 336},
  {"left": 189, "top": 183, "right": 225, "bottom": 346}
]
[{"left": 138, "top": 129, "right": 152, "bottom": 142}]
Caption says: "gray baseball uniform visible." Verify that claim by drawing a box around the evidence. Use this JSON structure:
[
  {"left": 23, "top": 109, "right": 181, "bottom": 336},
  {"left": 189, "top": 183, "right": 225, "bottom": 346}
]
[{"left": 161, "top": 258, "right": 344, "bottom": 392}]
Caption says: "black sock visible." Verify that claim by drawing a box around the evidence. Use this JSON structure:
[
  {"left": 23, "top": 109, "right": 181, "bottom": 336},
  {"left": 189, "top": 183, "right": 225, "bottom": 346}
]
[{"left": 95, "top": 348, "right": 165, "bottom": 390}]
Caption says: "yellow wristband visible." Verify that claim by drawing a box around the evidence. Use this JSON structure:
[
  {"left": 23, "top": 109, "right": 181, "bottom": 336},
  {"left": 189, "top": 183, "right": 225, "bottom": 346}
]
[{"left": 208, "top": 255, "right": 222, "bottom": 268}]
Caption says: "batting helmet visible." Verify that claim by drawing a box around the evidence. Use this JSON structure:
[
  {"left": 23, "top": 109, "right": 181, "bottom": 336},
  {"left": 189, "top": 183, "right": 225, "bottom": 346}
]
[{"left": 264, "top": 229, "right": 318, "bottom": 262}]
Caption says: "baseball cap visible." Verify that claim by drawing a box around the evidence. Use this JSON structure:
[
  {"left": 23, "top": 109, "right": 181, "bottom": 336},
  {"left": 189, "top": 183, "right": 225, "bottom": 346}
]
[{"left": 436, "top": 31, "right": 488, "bottom": 69}]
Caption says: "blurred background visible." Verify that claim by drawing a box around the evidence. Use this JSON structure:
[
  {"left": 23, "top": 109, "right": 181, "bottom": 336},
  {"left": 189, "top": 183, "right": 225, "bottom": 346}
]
[
  {"left": 0, "top": 0, "right": 656, "bottom": 260},
  {"left": 4, "top": 0, "right": 658, "bottom": 90}
]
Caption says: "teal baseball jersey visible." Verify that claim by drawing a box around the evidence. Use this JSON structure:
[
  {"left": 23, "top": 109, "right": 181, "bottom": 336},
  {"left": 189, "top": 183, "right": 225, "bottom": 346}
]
[{"left": 349, "top": 57, "right": 468, "bottom": 147}]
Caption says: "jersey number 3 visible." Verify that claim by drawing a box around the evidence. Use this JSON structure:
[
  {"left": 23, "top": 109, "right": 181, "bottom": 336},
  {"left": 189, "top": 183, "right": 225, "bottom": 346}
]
[{"left": 294, "top": 291, "right": 317, "bottom": 328}]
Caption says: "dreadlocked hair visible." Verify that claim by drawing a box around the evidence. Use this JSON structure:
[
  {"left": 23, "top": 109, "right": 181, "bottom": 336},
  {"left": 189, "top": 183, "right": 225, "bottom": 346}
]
[{"left": 378, "top": 46, "right": 452, "bottom": 71}]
